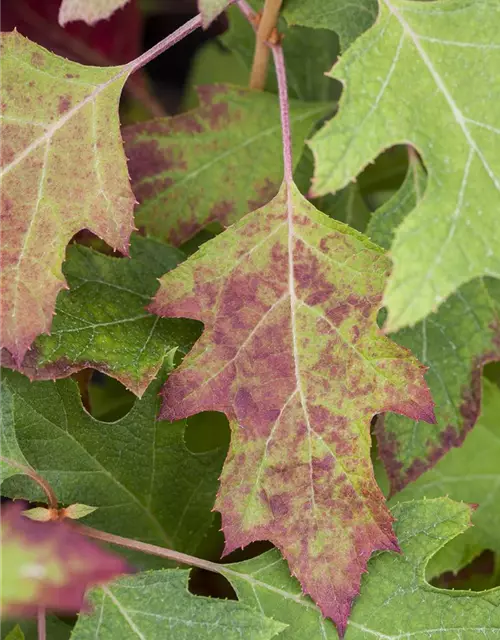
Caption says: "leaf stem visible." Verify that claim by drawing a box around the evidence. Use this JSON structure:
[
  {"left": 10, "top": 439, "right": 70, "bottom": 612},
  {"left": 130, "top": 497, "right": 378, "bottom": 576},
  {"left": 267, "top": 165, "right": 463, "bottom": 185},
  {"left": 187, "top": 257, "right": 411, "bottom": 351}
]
[
  {"left": 249, "top": 0, "right": 283, "bottom": 90},
  {"left": 37, "top": 607, "right": 46, "bottom": 640},
  {"left": 271, "top": 45, "right": 293, "bottom": 183},
  {"left": 0, "top": 457, "right": 58, "bottom": 510}
]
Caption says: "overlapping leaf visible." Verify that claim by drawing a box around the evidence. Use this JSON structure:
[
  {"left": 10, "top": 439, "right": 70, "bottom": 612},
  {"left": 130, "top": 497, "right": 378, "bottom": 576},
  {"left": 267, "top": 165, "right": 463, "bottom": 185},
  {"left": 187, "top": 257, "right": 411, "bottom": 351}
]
[
  {"left": 72, "top": 569, "right": 286, "bottom": 639},
  {"left": 1, "top": 502, "right": 130, "bottom": 616},
  {"left": 124, "top": 85, "right": 328, "bottom": 245},
  {"left": 223, "top": 498, "right": 500, "bottom": 638},
  {"left": 310, "top": 0, "right": 500, "bottom": 331},
  {"left": 1, "top": 236, "right": 200, "bottom": 396},
  {"left": 0, "top": 33, "right": 136, "bottom": 363},
  {"left": 59, "top": 0, "right": 131, "bottom": 26},
  {"left": 150, "top": 180, "right": 434, "bottom": 633},
  {"left": 0, "top": 367, "right": 224, "bottom": 561},
  {"left": 368, "top": 158, "right": 500, "bottom": 491}
]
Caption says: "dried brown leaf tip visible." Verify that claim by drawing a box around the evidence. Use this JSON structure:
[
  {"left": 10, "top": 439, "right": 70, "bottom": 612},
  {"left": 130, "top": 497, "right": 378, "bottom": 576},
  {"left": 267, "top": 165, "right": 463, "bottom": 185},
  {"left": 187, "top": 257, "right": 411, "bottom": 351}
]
[
  {"left": 1, "top": 502, "right": 131, "bottom": 616},
  {"left": 150, "top": 182, "right": 435, "bottom": 635}
]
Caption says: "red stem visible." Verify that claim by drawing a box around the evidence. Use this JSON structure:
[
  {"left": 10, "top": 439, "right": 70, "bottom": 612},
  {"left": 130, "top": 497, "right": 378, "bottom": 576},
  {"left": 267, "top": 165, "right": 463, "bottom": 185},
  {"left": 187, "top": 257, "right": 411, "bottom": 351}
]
[
  {"left": 37, "top": 607, "right": 46, "bottom": 640},
  {"left": 0, "top": 457, "right": 58, "bottom": 510}
]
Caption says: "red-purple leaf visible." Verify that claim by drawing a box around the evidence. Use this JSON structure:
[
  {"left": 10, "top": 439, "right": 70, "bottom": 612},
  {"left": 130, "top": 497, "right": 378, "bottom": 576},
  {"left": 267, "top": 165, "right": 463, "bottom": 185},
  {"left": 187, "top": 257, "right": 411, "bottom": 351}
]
[
  {"left": 150, "top": 181, "right": 435, "bottom": 634},
  {"left": 1, "top": 502, "right": 130, "bottom": 616}
]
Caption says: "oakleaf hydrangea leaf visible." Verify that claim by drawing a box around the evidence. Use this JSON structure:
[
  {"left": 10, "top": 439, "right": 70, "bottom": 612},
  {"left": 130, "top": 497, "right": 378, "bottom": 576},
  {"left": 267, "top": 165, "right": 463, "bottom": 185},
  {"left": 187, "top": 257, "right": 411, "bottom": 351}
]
[
  {"left": 223, "top": 498, "right": 500, "bottom": 638},
  {"left": 124, "top": 85, "right": 328, "bottom": 245},
  {"left": 0, "top": 367, "right": 224, "bottom": 560},
  {"left": 198, "top": 0, "right": 231, "bottom": 29},
  {"left": 0, "top": 32, "right": 136, "bottom": 364},
  {"left": 392, "top": 378, "right": 500, "bottom": 561},
  {"left": 283, "top": 0, "right": 378, "bottom": 51},
  {"left": 1, "top": 502, "right": 130, "bottom": 616},
  {"left": 150, "top": 181, "right": 434, "bottom": 634},
  {"left": 368, "top": 158, "right": 500, "bottom": 491},
  {"left": 2, "top": 236, "right": 200, "bottom": 396},
  {"left": 310, "top": 0, "right": 500, "bottom": 332},
  {"left": 59, "top": 0, "right": 131, "bottom": 26},
  {"left": 72, "top": 569, "right": 286, "bottom": 639}
]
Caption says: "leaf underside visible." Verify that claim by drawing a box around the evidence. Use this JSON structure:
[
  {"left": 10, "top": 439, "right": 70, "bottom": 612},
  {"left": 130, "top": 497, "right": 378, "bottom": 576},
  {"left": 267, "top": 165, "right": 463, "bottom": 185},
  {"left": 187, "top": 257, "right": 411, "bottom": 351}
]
[
  {"left": 150, "top": 181, "right": 434, "bottom": 634},
  {"left": 58, "top": 0, "right": 131, "bottom": 26}
]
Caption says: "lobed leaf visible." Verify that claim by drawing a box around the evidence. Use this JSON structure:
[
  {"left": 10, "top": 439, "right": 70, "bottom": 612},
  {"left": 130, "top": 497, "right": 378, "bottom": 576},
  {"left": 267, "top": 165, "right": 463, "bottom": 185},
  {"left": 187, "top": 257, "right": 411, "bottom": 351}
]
[
  {"left": 59, "top": 0, "right": 132, "bottom": 26},
  {"left": 0, "top": 367, "right": 225, "bottom": 561},
  {"left": 310, "top": 0, "right": 500, "bottom": 331},
  {"left": 368, "top": 157, "right": 500, "bottom": 491},
  {"left": 150, "top": 181, "right": 434, "bottom": 634},
  {"left": 1, "top": 502, "right": 130, "bottom": 617},
  {"left": 1, "top": 236, "right": 201, "bottom": 396},
  {"left": 0, "top": 33, "right": 136, "bottom": 363},
  {"left": 124, "top": 85, "right": 328, "bottom": 245},
  {"left": 71, "top": 569, "right": 286, "bottom": 639}
]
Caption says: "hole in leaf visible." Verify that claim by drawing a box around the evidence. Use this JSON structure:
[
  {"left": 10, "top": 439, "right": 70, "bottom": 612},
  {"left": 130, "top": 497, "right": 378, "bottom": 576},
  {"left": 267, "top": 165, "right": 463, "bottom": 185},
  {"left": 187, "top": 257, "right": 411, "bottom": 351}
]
[
  {"left": 86, "top": 371, "right": 135, "bottom": 422},
  {"left": 184, "top": 411, "right": 231, "bottom": 454},
  {"left": 357, "top": 144, "right": 411, "bottom": 210},
  {"left": 188, "top": 567, "right": 238, "bottom": 600},
  {"left": 429, "top": 549, "right": 497, "bottom": 592}
]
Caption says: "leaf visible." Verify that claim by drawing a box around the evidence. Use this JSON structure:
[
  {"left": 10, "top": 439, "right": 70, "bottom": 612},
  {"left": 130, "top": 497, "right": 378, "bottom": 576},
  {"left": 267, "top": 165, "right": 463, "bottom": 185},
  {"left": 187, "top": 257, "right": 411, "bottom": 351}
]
[
  {"left": 149, "top": 180, "right": 434, "bottom": 633},
  {"left": 124, "top": 85, "right": 328, "bottom": 245},
  {"left": 0, "top": 32, "right": 136, "bottom": 363},
  {"left": 0, "top": 502, "right": 130, "bottom": 616},
  {"left": 0, "top": 367, "right": 225, "bottom": 561},
  {"left": 283, "top": 0, "right": 378, "bottom": 51},
  {"left": 1, "top": 236, "right": 201, "bottom": 396},
  {"left": 198, "top": 0, "right": 231, "bottom": 29},
  {"left": 310, "top": 0, "right": 500, "bottom": 331},
  {"left": 2, "top": 619, "right": 70, "bottom": 640},
  {"left": 368, "top": 157, "right": 500, "bottom": 492},
  {"left": 4, "top": 627, "right": 24, "bottom": 640},
  {"left": 59, "top": 0, "right": 131, "bottom": 26},
  {"left": 71, "top": 569, "right": 286, "bottom": 639},
  {"left": 221, "top": 3, "right": 340, "bottom": 102},
  {"left": 391, "top": 378, "right": 500, "bottom": 561},
  {"left": 222, "top": 498, "right": 500, "bottom": 638}
]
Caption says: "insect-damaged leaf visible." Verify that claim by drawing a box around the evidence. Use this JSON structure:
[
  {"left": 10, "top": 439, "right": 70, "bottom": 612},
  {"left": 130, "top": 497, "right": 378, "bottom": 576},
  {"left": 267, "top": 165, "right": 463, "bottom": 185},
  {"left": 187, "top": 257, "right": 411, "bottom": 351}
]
[
  {"left": 223, "top": 498, "right": 500, "bottom": 639},
  {"left": 124, "top": 85, "right": 328, "bottom": 246},
  {"left": 0, "top": 32, "right": 136, "bottom": 364},
  {"left": 71, "top": 569, "right": 286, "bottom": 639},
  {"left": 59, "top": 0, "right": 132, "bottom": 26},
  {"left": 310, "top": 0, "right": 500, "bottom": 332},
  {"left": 1, "top": 502, "right": 130, "bottom": 617},
  {"left": 368, "top": 158, "right": 500, "bottom": 492},
  {"left": 150, "top": 181, "right": 434, "bottom": 634}
]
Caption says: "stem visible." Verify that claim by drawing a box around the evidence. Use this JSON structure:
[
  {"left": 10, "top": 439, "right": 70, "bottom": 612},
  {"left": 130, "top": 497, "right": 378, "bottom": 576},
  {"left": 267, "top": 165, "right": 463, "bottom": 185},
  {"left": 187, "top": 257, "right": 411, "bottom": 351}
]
[
  {"left": 0, "top": 457, "right": 58, "bottom": 510},
  {"left": 37, "top": 607, "right": 46, "bottom": 640},
  {"left": 126, "top": 14, "right": 203, "bottom": 75},
  {"left": 249, "top": 0, "right": 283, "bottom": 90},
  {"left": 271, "top": 46, "right": 293, "bottom": 183}
]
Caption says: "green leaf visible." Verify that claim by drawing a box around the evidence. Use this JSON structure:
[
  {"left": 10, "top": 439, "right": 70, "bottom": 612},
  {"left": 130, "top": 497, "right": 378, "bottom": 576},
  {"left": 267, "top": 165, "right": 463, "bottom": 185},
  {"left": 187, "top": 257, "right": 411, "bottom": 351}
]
[
  {"left": 223, "top": 498, "right": 500, "bottom": 638},
  {"left": 222, "top": 4, "right": 340, "bottom": 102},
  {"left": 310, "top": 0, "right": 500, "bottom": 331},
  {"left": 2, "top": 619, "right": 70, "bottom": 640},
  {"left": 124, "top": 85, "right": 328, "bottom": 245},
  {"left": 58, "top": 0, "right": 131, "bottom": 25},
  {"left": 150, "top": 180, "right": 433, "bottom": 634},
  {"left": 198, "top": 0, "right": 231, "bottom": 28},
  {"left": 283, "top": 0, "right": 378, "bottom": 51},
  {"left": 0, "top": 32, "right": 136, "bottom": 363},
  {"left": 4, "top": 627, "right": 24, "bottom": 640},
  {"left": 391, "top": 378, "right": 500, "bottom": 560},
  {"left": 3, "top": 236, "right": 200, "bottom": 396},
  {"left": 368, "top": 157, "right": 500, "bottom": 492},
  {"left": 1, "top": 502, "right": 129, "bottom": 616},
  {"left": 0, "top": 367, "right": 225, "bottom": 561},
  {"left": 71, "top": 569, "right": 286, "bottom": 639}
]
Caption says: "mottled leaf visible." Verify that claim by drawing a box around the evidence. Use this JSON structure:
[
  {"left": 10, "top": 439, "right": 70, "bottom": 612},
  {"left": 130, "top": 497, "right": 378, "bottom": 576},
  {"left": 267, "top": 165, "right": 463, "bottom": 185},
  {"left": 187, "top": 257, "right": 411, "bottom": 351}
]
[
  {"left": 198, "top": 0, "right": 231, "bottom": 29},
  {"left": 2, "top": 236, "right": 200, "bottom": 396},
  {"left": 124, "top": 85, "right": 328, "bottom": 245},
  {"left": 283, "top": 0, "right": 378, "bottom": 51},
  {"left": 59, "top": 0, "right": 131, "bottom": 26},
  {"left": 0, "top": 32, "right": 136, "bottom": 363},
  {"left": 310, "top": 0, "right": 500, "bottom": 331},
  {"left": 150, "top": 181, "right": 434, "bottom": 633},
  {"left": 368, "top": 157, "right": 500, "bottom": 491},
  {"left": 72, "top": 569, "right": 286, "bottom": 639},
  {"left": 391, "top": 378, "right": 500, "bottom": 561},
  {"left": 0, "top": 367, "right": 224, "bottom": 561},
  {"left": 223, "top": 498, "right": 500, "bottom": 638},
  {"left": 221, "top": 3, "right": 340, "bottom": 102},
  {"left": 1, "top": 502, "right": 130, "bottom": 616}
]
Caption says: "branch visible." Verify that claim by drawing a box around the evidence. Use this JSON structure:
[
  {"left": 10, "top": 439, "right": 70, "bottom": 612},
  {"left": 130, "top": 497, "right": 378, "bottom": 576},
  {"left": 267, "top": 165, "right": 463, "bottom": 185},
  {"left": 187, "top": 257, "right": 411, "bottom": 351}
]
[
  {"left": 0, "top": 456, "right": 58, "bottom": 510},
  {"left": 249, "top": 0, "right": 283, "bottom": 90}
]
